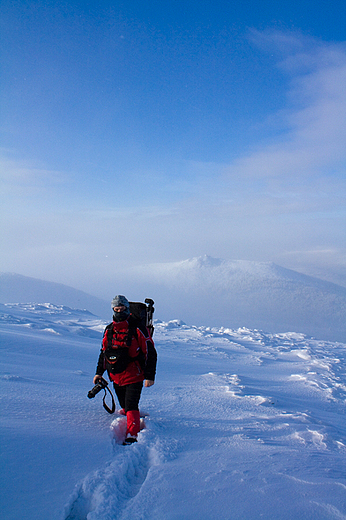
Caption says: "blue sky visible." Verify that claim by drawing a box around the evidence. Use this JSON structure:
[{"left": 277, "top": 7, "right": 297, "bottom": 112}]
[{"left": 1, "top": 0, "right": 346, "bottom": 295}]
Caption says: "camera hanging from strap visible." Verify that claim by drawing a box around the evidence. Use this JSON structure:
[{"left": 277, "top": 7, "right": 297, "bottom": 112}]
[
  {"left": 102, "top": 384, "right": 116, "bottom": 414},
  {"left": 88, "top": 377, "right": 116, "bottom": 414}
]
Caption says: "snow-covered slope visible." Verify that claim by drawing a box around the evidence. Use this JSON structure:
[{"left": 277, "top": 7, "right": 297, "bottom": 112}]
[
  {"left": 132, "top": 255, "right": 346, "bottom": 342},
  {"left": 1, "top": 303, "right": 345, "bottom": 520},
  {"left": 0, "top": 272, "right": 109, "bottom": 317},
  {"left": 2, "top": 256, "right": 346, "bottom": 342}
]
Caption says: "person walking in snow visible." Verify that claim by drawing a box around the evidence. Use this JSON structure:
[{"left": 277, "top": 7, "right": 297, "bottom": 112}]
[{"left": 93, "top": 295, "right": 157, "bottom": 444}]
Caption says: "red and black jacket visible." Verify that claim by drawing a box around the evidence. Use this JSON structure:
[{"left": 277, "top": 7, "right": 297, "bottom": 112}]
[{"left": 95, "top": 314, "right": 157, "bottom": 386}]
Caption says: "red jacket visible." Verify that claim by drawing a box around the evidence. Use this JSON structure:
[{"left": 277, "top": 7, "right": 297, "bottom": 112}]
[{"left": 96, "top": 316, "right": 157, "bottom": 386}]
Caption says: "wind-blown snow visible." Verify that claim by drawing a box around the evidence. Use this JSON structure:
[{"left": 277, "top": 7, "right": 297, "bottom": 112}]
[{"left": 1, "top": 302, "right": 345, "bottom": 519}]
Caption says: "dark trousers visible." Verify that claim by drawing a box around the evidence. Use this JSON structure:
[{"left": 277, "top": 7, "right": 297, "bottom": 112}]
[{"left": 113, "top": 381, "right": 143, "bottom": 413}]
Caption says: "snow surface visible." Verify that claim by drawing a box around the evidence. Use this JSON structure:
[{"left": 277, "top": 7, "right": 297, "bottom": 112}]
[
  {"left": 1, "top": 302, "right": 346, "bottom": 519},
  {"left": 130, "top": 256, "right": 346, "bottom": 342},
  {"left": 0, "top": 273, "right": 110, "bottom": 318},
  {"left": 2, "top": 258, "right": 346, "bottom": 342}
]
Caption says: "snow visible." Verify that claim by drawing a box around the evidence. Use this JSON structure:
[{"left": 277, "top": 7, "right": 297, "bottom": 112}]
[
  {"left": 0, "top": 273, "right": 110, "bottom": 317},
  {"left": 2, "top": 259, "right": 346, "bottom": 342},
  {"left": 1, "top": 303, "right": 346, "bottom": 519},
  {"left": 130, "top": 256, "right": 346, "bottom": 342}
]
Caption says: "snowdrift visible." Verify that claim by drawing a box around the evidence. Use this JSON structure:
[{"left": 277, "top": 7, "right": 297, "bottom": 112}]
[{"left": 1, "top": 303, "right": 345, "bottom": 519}]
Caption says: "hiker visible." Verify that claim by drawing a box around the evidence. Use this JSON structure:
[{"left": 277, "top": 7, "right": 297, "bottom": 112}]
[{"left": 93, "top": 295, "right": 157, "bottom": 444}]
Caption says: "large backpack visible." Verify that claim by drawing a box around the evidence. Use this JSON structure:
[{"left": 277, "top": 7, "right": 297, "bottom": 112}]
[
  {"left": 129, "top": 298, "right": 155, "bottom": 337},
  {"left": 104, "top": 298, "right": 155, "bottom": 375}
]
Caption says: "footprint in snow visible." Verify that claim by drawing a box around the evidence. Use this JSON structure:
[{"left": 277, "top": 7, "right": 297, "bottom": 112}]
[{"left": 63, "top": 416, "right": 151, "bottom": 520}]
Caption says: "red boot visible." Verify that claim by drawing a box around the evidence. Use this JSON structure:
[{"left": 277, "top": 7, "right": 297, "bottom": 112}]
[{"left": 124, "top": 410, "right": 140, "bottom": 444}]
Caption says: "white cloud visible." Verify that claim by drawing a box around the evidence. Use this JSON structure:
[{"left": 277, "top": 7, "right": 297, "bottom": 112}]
[
  {"left": 0, "top": 151, "right": 69, "bottom": 202},
  {"left": 225, "top": 32, "right": 346, "bottom": 182},
  {"left": 1, "top": 31, "right": 345, "bottom": 290}
]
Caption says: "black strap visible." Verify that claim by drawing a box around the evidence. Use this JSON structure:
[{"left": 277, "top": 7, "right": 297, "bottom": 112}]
[{"left": 102, "top": 385, "right": 116, "bottom": 414}]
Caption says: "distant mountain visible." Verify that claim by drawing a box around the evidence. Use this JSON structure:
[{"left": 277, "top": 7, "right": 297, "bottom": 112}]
[
  {"left": 1, "top": 257, "right": 346, "bottom": 342},
  {"left": 131, "top": 255, "right": 346, "bottom": 342},
  {"left": 0, "top": 273, "right": 109, "bottom": 318}
]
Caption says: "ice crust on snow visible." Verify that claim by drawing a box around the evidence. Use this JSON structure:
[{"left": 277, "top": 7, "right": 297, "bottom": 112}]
[{"left": 0, "top": 303, "right": 345, "bottom": 519}]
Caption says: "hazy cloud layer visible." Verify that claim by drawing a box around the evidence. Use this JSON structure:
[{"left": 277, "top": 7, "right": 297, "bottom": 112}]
[{"left": 1, "top": 31, "right": 345, "bottom": 292}]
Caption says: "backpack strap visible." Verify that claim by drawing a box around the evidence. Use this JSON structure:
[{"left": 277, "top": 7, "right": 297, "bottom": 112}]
[
  {"left": 127, "top": 316, "right": 138, "bottom": 345},
  {"left": 105, "top": 322, "right": 114, "bottom": 348}
]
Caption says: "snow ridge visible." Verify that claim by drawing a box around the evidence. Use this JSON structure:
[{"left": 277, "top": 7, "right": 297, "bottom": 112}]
[
  {"left": 1, "top": 303, "right": 345, "bottom": 519},
  {"left": 2, "top": 261, "right": 346, "bottom": 341}
]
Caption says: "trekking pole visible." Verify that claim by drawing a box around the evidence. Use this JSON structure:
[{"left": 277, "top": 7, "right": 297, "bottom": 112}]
[{"left": 145, "top": 298, "right": 155, "bottom": 336}]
